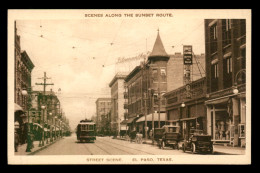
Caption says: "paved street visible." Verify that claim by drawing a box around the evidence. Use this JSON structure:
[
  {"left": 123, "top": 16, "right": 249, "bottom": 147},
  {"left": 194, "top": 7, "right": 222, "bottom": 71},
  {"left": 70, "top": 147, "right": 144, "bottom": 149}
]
[{"left": 33, "top": 134, "right": 245, "bottom": 155}]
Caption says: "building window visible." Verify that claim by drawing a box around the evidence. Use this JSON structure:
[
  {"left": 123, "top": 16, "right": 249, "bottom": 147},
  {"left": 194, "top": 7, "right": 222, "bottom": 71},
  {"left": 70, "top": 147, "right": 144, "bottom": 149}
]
[
  {"left": 223, "top": 57, "right": 232, "bottom": 88},
  {"left": 160, "top": 68, "right": 166, "bottom": 82},
  {"left": 213, "top": 63, "right": 219, "bottom": 78},
  {"left": 214, "top": 111, "right": 231, "bottom": 141},
  {"left": 152, "top": 68, "right": 158, "bottom": 82},
  {"left": 211, "top": 63, "right": 219, "bottom": 92},
  {"left": 241, "top": 48, "right": 246, "bottom": 70},
  {"left": 210, "top": 24, "right": 218, "bottom": 54},
  {"left": 240, "top": 19, "right": 246, "bottom": 36},
  {"left": 222, "top": 19, "right": 232, "bottom": 47}
]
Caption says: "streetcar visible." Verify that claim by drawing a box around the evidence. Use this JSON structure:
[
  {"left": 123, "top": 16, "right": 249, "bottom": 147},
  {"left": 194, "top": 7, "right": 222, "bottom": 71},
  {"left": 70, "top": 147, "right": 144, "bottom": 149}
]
[{"left": 76, "top": 119, "right": 96, "bottom": 143}]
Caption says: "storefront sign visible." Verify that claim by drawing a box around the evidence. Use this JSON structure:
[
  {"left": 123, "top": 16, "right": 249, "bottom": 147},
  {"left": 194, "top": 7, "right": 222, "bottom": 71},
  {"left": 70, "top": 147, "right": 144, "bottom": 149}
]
[
  {"left": 183, "top": 45, "right": 193, "bottom": 65},
  {"left": 167, "top": 97, "right": 178, "bottom": 104}
]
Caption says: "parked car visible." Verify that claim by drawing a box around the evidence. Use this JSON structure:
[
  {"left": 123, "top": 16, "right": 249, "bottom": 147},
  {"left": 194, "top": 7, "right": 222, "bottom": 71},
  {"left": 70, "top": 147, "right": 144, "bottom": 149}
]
[
  {"left": 154, "top": 125, "right": 182, "bottom": 150},
  {"left": 182, "top": 129, "right": 213, "bottom": 154}
]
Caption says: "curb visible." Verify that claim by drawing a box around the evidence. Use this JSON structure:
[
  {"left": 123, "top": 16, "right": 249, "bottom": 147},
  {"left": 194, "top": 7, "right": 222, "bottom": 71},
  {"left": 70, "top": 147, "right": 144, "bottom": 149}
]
[{"left": 27, "top": 138, "right": 63, "bottom": 155}]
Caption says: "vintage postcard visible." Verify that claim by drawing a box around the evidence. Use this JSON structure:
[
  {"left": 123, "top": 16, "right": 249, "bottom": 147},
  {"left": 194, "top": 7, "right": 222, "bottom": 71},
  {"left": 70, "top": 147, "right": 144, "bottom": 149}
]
[{"left": 8, "top": 9, "right": 251, "bottom": 165}]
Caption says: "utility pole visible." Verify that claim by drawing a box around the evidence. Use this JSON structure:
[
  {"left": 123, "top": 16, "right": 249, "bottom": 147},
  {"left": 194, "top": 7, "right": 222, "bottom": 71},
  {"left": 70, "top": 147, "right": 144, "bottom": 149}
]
[
  {"left": 151, "top": 89, "right": 155, "bottom": 144},
  {"left": 35, "top": 72, "right": 54, "bottom": 96},
  {"left": 35, "top": 72, "right": 54, "bottom": 146},
  {"left": 158, "top": 66, "right": 161, "bottom": 128}
]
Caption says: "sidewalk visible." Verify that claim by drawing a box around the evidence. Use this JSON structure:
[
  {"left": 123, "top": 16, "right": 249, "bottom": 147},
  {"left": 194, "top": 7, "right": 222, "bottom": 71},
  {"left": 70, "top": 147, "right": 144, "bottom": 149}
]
[
  {"left": 213, "top": 145, "right": 246, "bottom": 155},
  {"left": 15, "top": 137, "right": 63, "bottom": 155},
  {"left": 114, "top": 137, "right": 245, "bottom": 155}
]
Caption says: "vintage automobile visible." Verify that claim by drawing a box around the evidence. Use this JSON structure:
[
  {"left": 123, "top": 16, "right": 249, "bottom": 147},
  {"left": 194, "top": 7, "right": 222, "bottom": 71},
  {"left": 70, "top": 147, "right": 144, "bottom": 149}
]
[
  {"left": 182, "top": 129, "right": 213, "bottom": 154},
  {"left": 154, "top": 125, "right": 182, "bottom": 150}
]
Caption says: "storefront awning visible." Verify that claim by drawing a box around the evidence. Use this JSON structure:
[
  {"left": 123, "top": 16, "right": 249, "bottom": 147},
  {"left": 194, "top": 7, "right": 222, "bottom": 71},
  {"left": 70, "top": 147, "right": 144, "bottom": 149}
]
[
  {"left": 120, "top": 119, "right": 128, "bottom": 125},
  {"left": 167, "top": 119, "right": 180, "bottom": 123},
  {"left": 126, "top": 117, "right": 138, "bottom": 124},
  {"left": 33, "top": 123, "right": 43, "bottom": 129},
  {"left": 205, "top": 97, "right": 229, "bottom": 105},
  {"left": 14, "top": 103, "right": 24, "bottom": 112},
  {"left": 136, "top": 113, "right": 166, "bottom": 123},
  {"left": 179, "top": 116, "right": 203, "bottom": 121}
]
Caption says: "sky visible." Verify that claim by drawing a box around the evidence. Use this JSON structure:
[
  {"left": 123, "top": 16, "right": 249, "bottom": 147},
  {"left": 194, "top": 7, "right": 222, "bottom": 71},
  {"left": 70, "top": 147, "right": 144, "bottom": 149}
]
[{"left": 15, "top": 11, "right": 206, "bottom": 130}]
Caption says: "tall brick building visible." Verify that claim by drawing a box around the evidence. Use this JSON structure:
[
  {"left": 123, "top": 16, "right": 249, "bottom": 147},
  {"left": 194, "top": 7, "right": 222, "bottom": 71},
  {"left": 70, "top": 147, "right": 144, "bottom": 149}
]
[
  {"left": 204, "top": 19, "right": 246, "bottom": 147},
  {"left": 124, "top": 31, "right": 205, "bottom": 136},
  {"left": 124, "top": 31, "right": 170, "bottom": 136},
  {"left": 14, "top": 21, "right": 35, "bottom": 145}
]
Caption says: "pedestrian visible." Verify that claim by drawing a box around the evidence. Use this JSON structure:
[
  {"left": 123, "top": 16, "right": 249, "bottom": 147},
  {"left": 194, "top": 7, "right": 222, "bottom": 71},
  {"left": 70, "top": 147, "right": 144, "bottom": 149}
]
[
  {"left": 149, "top": 130, "right": 152, "bottom": 139},
  {"left": 14, "top": 121, "right": 20, "bottom": 152}
]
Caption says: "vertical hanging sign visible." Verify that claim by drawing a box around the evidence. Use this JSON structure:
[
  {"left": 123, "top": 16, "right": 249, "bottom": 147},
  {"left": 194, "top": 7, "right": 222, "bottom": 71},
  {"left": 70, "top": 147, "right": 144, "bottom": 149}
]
[
  {"left": 183, "top": 45, "right": 193, "bottom": 99},
  {"left": 183, "top": 45, "right": 193, "bottom": 65}
]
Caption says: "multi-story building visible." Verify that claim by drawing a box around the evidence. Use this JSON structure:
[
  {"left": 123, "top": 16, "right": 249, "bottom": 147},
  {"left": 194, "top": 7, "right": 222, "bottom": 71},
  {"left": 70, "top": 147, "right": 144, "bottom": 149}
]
[
  {"left": 124, "top": 31, "right": 170, "bottom": 136},
  {"left": 109, "top": 73, "right": 128, "bottom": 135},
  {"left": 14, "top": 24, "right": 35, "bottom": 110},
  {"left": 204, "top": 19, "right": 246, "bottom": 147},
  {"left": 14, "top": 21, "right": 35, "bottom": 145},
  {"left": 167, "top": 52, "right": 205, "bottom": 91},
  {"left": 164, "top": 77, "right": 207, "bottom": 139},
  {"left": 95, "top": 98, "right": 111, "bottom": 133},
  {"left": 124, "top": 31, "right": 205, "bottom": 137},
  {"left": 31, "top": 90, "right": 63, "bottom": 139}
]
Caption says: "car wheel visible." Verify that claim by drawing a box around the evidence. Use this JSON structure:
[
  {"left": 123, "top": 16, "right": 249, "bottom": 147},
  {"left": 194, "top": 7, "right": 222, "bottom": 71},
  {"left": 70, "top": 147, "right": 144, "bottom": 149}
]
[
  {"left": 192, "top": 143, "right": 196, "bottom": 154},
  {"left": 182, "top": 144, "right": 186, "bottom": 152},
  {"left": 161, "top": 141, "right": 165, "bottom": 150}
]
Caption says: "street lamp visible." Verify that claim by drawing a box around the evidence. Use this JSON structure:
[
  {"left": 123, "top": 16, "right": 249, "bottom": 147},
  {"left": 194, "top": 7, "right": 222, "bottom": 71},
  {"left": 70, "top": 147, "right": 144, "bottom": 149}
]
[
  {"left": 49, "top": 112, "right": 53, "bottom": 142},
  {"left": 233, "top": 69, "right": 246, "bottom": 95},
  {"left": 55, "top": 116, "right": 57, "bottom": 140},
  {"left": 181, "top": 102, "right": 186, "bottom": 108},
  {"left": 21, "top": 88, "right": 33, "bottom": 152}
]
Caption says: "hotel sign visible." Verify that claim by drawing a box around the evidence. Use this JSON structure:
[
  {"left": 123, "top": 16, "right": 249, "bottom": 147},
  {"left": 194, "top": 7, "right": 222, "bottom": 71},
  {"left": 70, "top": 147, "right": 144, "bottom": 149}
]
[{"left": 183, "top": 45, "right": 193, "bottom": 65}]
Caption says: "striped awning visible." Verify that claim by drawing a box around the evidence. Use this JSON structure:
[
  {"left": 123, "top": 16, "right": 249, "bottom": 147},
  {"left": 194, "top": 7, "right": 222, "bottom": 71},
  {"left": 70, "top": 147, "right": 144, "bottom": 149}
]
[{"left": 136, "top": 113, "right": 166, "bottom": 123}]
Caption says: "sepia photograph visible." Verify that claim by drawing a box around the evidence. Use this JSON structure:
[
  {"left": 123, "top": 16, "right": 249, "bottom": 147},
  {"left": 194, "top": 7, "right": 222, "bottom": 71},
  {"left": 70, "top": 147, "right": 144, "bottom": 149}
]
[{"left": 8, "top": 9, "right": 251, "bottom": 165}]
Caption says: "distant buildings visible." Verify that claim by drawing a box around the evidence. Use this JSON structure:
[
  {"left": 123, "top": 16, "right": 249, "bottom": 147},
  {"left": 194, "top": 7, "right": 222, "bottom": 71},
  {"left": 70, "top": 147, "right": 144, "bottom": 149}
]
[
  {"left": 109, "top": 73, "right": 128, "bottom": 135},
  {"left": 95, "top": 98, "right": 111, "bottom": 133}
]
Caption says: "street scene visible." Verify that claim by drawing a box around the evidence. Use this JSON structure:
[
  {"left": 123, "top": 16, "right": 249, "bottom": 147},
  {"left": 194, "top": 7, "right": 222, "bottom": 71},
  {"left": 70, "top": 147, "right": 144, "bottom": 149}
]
[
  {"left": 10, "top": 10, "right": 249, "bottom": 164},
  {"left": 16, "top": 134, "right": 245, "bottom": 156}
]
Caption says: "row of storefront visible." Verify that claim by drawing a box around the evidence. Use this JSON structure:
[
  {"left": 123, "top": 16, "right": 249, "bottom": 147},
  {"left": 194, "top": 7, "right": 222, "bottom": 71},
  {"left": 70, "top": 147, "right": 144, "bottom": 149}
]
[
  {"left": 164, "top": 77, "right": 246, "bottom": 147},
  {"left": 124, "top": 77, "right": 246, "bottom": 148}
]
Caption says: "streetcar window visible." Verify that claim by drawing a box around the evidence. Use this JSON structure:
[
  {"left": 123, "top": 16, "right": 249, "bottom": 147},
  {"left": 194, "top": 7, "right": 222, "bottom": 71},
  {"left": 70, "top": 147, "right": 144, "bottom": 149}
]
[
  {"left": 81, "top": 125, "right": 87, "bottom": 131},
  {"left": 88, "top": 125, "right": 94, "bottom": 131}
]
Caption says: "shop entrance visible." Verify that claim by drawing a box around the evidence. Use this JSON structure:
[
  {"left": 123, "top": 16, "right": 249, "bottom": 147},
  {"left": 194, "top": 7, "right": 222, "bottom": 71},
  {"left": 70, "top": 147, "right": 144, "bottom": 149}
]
[{"left": 211, "top": 104, "right": 231, "bottom": 143}]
